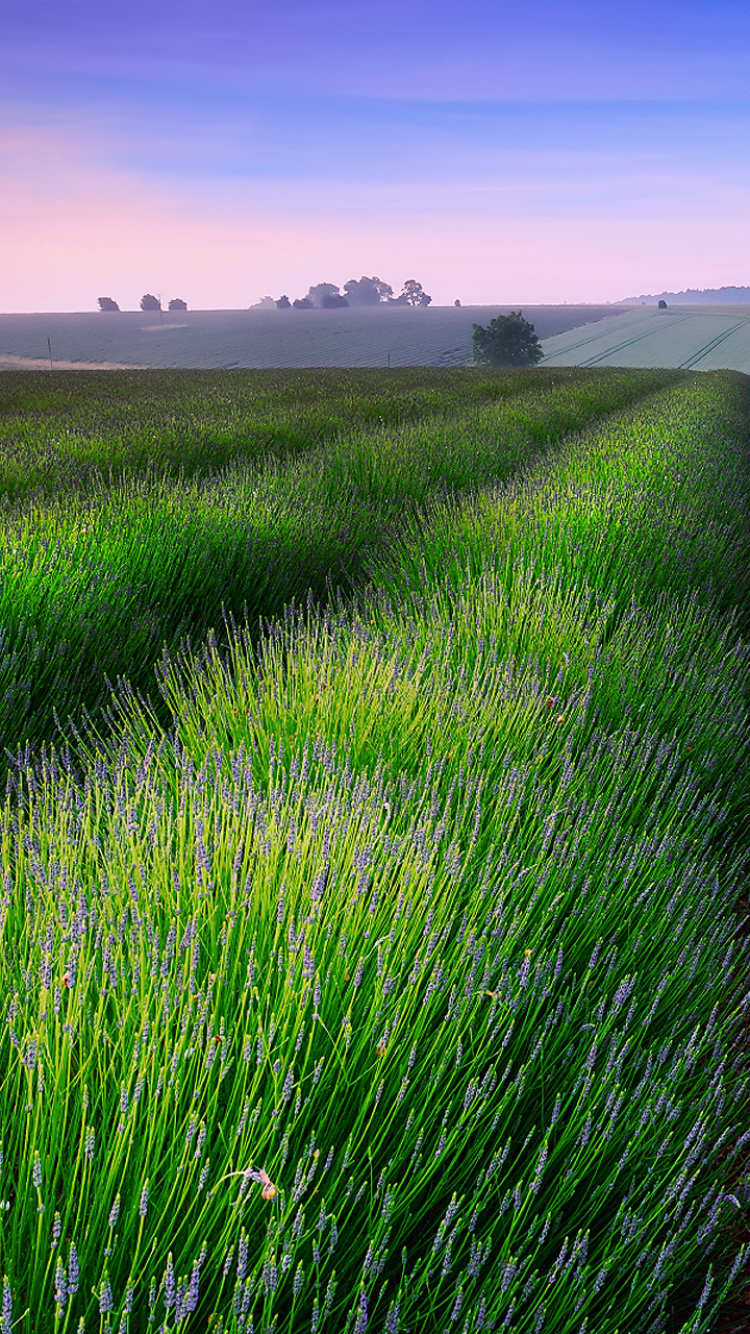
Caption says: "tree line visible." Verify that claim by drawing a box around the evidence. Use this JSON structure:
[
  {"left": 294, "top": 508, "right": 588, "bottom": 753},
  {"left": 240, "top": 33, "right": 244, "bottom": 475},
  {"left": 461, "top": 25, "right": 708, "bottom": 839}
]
[
  {"left": 97, "top": 279, "right": 433, "bottom": 313},
  {"left": 257, "top": 277, "right": 432, "bottom": 309},
  {"left": 98, "top": 296, "right": 187, "bottom": 312}
]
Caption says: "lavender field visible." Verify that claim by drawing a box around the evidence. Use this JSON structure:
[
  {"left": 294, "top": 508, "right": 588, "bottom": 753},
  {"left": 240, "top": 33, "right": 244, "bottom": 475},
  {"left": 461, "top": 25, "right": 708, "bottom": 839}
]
[
  {"left": 0, "top": 306, "right": 630, "bottom": 372},
  {"left": 0, "top": 365, "right": 748, "bottom": 1334}
]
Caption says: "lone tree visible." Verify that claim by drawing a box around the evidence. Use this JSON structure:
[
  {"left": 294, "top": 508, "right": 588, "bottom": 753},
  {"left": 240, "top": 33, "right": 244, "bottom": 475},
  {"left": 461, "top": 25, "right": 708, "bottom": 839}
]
[
  {"left": 400, "top": 279, "right": 432, "bottom": 306},
  {"left": 97, "top": 297, "right": 120, "bottom": 312},
  {"left": 168, "top": 298, "right": 187, "bottom": 311},
  {"left": 471, "top": 311, "right": 543, "bottom": 367},
  {"left": 140, "top": 294, "right": 161, "bottom": 312}
]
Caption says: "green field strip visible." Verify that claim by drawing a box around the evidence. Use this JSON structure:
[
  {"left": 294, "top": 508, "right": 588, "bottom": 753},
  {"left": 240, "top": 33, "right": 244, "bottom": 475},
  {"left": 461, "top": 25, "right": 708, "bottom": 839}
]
[
  {"left": 0, "top": 366, "right": 649, "bottom": 511},
  {"left": 0, "top": 369, "right": 748, "bottom": 1333},
  {"left": 0, "top": 369, "right": 685, "bottom": 785},
  {"left": 6, "top": 370, "right": 743, "bottom": 1334}
]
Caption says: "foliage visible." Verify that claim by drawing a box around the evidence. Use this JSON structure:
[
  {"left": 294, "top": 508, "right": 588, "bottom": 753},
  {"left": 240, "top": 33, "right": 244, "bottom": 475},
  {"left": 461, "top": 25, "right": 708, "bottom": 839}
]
[
  {"left": 169, "top": 298, "right": 188, "bottom": 312},
  {"left": 275, "top": 295, "right": 291, "bottom": 309},
  {"left": 400, "top": 278, "right": 432, "bottom": 306},
  {"left": 140, "top": 294, "right": 161, "bottom": 312},
  {"left": 343, "top": 276, "right": 394, "bottom": 306},
  {"left": 0, "top": 367, "right": 687, "bottom": 766},
  {"left": 97, "top": 297, "right": 120, "bottom": 313},
  {"left": 0, "top": 368, "right": 748, "bottom": 1332},
  {"left": 306, "top": 284, "right": 348, "bottom": 309},
  {"left": 472, "top": 311, "right": 544, "bottom": 367}
]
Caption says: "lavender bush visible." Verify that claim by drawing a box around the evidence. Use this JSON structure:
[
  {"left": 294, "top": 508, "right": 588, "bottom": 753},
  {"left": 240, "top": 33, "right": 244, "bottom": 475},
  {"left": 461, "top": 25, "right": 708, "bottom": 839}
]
[{"left": 0, "top": 367, "right": 747, "bottom": 1332}]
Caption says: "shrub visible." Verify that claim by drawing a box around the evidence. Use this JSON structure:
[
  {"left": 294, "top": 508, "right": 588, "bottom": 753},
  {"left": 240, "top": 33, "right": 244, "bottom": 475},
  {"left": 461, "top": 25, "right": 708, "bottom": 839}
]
[{"left": 472, "top": 310, "right": 543, "bottom": 367}]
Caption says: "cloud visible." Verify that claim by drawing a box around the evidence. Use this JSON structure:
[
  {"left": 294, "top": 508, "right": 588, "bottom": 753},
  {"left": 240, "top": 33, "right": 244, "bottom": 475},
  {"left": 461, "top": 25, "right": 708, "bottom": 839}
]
[{"left": 1, "top": 85, "right": 748, "bottom": 311}]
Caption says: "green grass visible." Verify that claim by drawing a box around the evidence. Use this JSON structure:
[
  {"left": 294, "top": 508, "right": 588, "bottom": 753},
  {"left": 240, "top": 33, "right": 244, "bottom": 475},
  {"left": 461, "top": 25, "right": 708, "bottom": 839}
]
[
  {"left": 0, "top": 366, "right": 681, "bottom": 511},
  {"left": 0, "top": 366, "right": 685, "bottom": 781},
  {"left": 0, "top": 366, "right": 748, "bottom": 1334}
]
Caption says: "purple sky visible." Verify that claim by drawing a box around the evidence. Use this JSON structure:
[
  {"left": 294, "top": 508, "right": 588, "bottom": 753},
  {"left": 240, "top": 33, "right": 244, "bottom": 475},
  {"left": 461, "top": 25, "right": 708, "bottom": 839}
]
[{"left": 2, "top": 0, "right": 749, "bottom": 311}]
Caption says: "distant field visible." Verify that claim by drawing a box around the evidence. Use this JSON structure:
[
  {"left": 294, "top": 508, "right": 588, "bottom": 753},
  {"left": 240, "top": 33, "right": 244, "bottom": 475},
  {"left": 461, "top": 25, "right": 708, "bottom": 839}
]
[
  {"left": 0, "top": 304, "right": 629, "bottom": 370},
  {"left": 541, "top": 305, "right": 750, "bottom": 371}
]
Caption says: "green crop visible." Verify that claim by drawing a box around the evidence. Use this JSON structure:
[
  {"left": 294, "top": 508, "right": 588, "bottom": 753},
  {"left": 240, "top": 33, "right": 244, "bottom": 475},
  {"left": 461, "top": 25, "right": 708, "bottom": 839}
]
[{"left": 0, "top": 366, "right": 747, "bottom": 1334}]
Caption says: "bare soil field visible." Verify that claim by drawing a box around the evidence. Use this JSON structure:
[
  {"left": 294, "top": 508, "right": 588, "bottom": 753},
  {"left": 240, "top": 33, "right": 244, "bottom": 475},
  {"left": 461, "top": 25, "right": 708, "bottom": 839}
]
[
  {"left": 0, "top": 304, "right": 629, "bottom": 371},
  {"left": 541, "top": 305, "right": 750, "bottom": 372}
]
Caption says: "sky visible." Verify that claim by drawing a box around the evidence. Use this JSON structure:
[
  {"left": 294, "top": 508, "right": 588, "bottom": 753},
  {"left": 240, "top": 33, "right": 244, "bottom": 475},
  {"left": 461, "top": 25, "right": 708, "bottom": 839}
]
[{"left": 1, "top": 0, "right": 749, "bottom": 311}]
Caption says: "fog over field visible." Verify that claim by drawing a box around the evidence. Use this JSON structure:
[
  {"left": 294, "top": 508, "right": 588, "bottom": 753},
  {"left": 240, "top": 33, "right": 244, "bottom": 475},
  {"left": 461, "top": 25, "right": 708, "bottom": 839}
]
[
  {"left": 0, "top": 305, "right": 630, "bottom": 371},
  {"left": 2, "top": 304, "right": 749, "bottom": 372}
]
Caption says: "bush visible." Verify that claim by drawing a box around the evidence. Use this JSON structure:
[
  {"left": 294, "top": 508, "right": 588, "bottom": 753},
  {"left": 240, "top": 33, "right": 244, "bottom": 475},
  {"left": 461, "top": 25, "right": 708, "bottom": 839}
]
[{"left": 472, "top": 310, "right": 543, "bottom": 367}]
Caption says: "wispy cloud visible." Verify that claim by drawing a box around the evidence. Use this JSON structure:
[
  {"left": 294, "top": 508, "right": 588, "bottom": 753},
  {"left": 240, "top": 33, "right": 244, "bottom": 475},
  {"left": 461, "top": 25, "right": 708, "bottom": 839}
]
[{"left": 2, "top": 0, "right": 749, "bottom": 309}]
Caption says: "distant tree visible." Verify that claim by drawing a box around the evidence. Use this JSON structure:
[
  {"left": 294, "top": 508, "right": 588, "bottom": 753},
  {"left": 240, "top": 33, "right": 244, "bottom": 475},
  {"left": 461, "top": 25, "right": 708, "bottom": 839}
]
[
  {"left": 454, "top": 299, "right": 461, "bottom": 307},
  {"left": 275, "top": 295, "right": 292, "bottom": 309},
  {"left": 140, "top": 294, "right": 161, "bottom": 312},
  {"left": 658, "top": 299, "right": 668, "bottom": 309},
  {"left": 307, "top": 283, "right": 349, "bottom": 308},
  {"left": 97, "top": 297, "right": 120, "bottom": 312},
  {"left": 293, "top": 297, "right": 313, "bottom": 309},
  {"left": 386, "top": 293, "right": 409, "bottom": 305},
  {"left": 168, "top": 298, "right": 187, "bottom": 311},
  {"left": 251, "top": 296, "right": 276, "bottom": 308},
  {"left": 343, "top": 276, "right": 394, "bottom": 306},
  {"left": 471, "top": 311, "right": 543, "bottom": 368},
  {"left": 401, "top": 279, "right": 432, "bottom": 307}
]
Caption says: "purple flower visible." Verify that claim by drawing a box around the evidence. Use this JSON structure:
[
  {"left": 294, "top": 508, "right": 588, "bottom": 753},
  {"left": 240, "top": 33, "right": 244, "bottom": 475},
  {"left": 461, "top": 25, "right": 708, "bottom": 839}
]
[
  {"left": 162, "top": 1253, "right": 175, "bottom": 1308},
  {"left": 354, "top": 1287, "right": 368, "bottom": 1334},
  {"left": 54, "top": 1257, "right": 67, "bottom": 1309},
  {"left": 500, "top": 1258, "right": 517, "bottom": 1294},
  {"left": 67, "top": 1242, "right": 79, "bottom": 1294},
  {"left": 99, "top": 1277, "right": 114, "bottom": 1314},
  {"left": 282, "top": 1066, "right": 294, "bottom": 1103},
  {"left": 0, "top": 1278, "right": 10, "bottom": 1334},
  {"left": 237, "top": 1231, "right": 249, "bottom": 1282},
  {"left": 385, "top": 1300, "right": 400, "bottom": 1333},
  {"left": 697, "top": 1270, "right": 713, "bottom": 1310}
]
